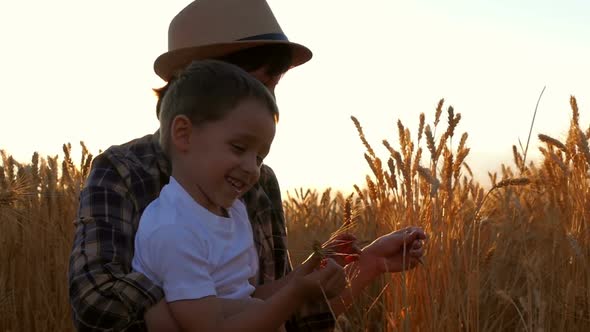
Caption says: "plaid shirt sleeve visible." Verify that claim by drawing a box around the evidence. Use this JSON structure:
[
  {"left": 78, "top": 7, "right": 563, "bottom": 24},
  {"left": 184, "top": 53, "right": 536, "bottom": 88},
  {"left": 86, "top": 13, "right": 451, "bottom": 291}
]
[
  {"left": 258, "top": 166, "right": 336, "bottom": 332},
  {"left": 68, "top": 134, "right": 335, "bottom": 331},
  {"left": 68, "top": 149, "right": 164, "bottom": 332}
]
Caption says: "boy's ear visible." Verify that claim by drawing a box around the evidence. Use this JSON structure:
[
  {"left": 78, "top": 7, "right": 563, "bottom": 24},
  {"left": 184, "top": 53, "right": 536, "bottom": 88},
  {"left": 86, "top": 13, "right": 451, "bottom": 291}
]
[{"left": 170, "top": 115, "right": 193, "bottom": 153}]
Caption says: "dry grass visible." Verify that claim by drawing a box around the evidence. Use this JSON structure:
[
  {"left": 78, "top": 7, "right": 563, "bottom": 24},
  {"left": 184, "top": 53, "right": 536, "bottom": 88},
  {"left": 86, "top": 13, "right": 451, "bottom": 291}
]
[
  {"left": 1, "top": 98, "right": 589, "bottom": 331},
  {"left": 0, "top": 143, "right": 92, "bottom": 331},
  {"left": 287, "top": 96, "right": 589, "bottom": 331}
]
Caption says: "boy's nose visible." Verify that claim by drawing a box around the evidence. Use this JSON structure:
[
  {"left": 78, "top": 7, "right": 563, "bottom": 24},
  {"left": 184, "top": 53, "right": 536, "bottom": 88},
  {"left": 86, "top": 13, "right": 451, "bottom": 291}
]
[{"left": 241, "top": 156, "right": 260, "bottom": 178}]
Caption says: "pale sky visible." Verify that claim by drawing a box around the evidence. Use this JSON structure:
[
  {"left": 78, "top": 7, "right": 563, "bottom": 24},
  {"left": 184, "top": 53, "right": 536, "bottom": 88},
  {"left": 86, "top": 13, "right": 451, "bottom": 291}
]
[{"left": 1, "top": 0, "right": 589, "bottom": 194}]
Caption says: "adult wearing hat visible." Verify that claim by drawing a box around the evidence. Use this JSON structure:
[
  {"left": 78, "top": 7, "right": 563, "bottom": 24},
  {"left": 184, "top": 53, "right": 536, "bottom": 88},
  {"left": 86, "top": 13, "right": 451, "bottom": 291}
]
[{"left": 68, "top": 0, "right": 426, "bottom": 331}]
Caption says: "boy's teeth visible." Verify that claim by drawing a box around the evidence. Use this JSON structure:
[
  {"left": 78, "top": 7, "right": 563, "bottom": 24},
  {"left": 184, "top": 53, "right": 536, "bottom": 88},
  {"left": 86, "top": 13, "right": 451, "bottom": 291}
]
[{"left": 227, "top": 177, "right": 244, "bottom": 191}]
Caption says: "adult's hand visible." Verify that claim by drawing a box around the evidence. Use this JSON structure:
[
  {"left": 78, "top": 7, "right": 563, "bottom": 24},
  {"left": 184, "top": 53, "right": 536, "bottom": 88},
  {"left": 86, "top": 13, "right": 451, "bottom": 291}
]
[{"left": 358, "top": 226, "right": 427, "bottom": 279}]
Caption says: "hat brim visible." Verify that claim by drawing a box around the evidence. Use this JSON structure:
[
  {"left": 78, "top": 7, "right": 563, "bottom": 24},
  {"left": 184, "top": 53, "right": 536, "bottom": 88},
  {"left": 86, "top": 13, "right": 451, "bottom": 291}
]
[{"left": 154, "top": 40, "right": 312, "bottom": 81}]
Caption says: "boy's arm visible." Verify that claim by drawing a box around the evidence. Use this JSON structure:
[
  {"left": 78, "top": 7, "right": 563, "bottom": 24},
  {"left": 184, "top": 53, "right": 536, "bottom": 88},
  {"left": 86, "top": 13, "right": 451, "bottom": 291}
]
[
  {"left": 68, "top": 153, "right": 163, "bottom": 330},
  {"left": 168, "top": 259, "right": 344, "bottom": 332},
  {"left": 170, "top": 288, "right": 299, "bottom": 332},
  {"left": 145, "top": 295, "right": 263, "bottom": 331}
]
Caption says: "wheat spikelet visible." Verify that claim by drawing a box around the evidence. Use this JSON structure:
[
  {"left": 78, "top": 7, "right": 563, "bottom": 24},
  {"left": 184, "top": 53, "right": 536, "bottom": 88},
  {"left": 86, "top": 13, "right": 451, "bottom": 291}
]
[
  {"left": 351, "top": 116, "right": 376, "bottom": 159},
  {"left": 4, "top": 154, "right": 18, "bottom": 183},
  {"left": 453, "top": 147, "right": 470, "bottom": 181},
  {"left": 417, "top": 113, "right": 425, "bottom": 144},
  {"left": 382, "top": 139, "right": 395, "bottom": 157},
  {"left": 376, "top": 158, "right": 389, "bottom": 197},
  {"left": 457, "top": 132, "right": 468, "bottom": 154},
  {"left": 538, "top": 134, "right": 567, "bottom": 153},
  {"left": 365, "top": 175, "right": 378, "bottom": 202},
  {"left": 452, "top": 132, "right": 470, "bottom": 180},
  {"left": 417, "top": 166, "right": 440, "bottom": 197},
  {"left": 383, "top": 140, "right": 405, "bottom": 178},
  {"left": 397, "top": 120, "right": 407, "bottom": 157},
  {"left": 364, "top": 154, "right": 379, "bottom": 180},
  {"left": 434, "top": 98, "right": 444, "bottom": 127},
  {"left": 343, "top": 194, "right": 353, "bottom": 228},
  {"left": 353, "top": 184, "right": 366, "bottom": 203},
  {"left": 424, "top": 125, "right": 436, "bottom": 163},
  {"left": 549, "top": 152, "right": 568, "bottom": 174},
  {"left": 575, "top": 128, "right": 590, "bottom": 167},
  {"left": 493, "top": 177, "right": 530, "bottom": 189},
  {"left": 565, "top": 109, "right": 581, "bottom": 159},
  {"left": 441, "top": 147, "right": 453, "bottom": 193},
  {"left": 446, "top": 107, "right": 461, "bottom": 138},
  {"left": 512, "top": 145, "right": 524, "bottom": 172},
  {"left": 411, "top": 147, "right": 422, "bottom": 179},
  {"left": 570, "top": 95, "right": 579, "bottom": 128},
  {"left": 404, "top": 128, "right": 414, "bottom": 160},
  {"left": 79, "top": 141, "right": 93, "bottom": 180},
  {"left": 387, "top": 158, "right": 398, "bottom": 191},
  {"left": 61, "top": 143, "right": 73, "bottom": 187},
  {"left": 435, "top": 132, "right": 449, "bottom": 163},
  {"left": 320, "top": 188, "right": 332, "bottom": 207},
  {"left": 483, "top": 244, "right": 495, "bottom": 266},
  {"left": 447, "top": 105, "right": 454, "bottom": 128},
  {"left": 31, "top": 152, "right": 40, "bottom": 187}
]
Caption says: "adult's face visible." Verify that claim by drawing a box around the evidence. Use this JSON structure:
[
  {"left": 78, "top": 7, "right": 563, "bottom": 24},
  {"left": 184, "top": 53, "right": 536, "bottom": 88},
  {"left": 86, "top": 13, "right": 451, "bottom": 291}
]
[{"left": 247, "top": 66, "right": 283, "bottom": 96}]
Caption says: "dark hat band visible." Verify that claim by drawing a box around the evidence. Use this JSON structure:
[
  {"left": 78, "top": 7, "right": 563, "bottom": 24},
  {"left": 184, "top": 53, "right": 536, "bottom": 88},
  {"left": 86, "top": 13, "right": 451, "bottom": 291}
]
[{"left": 238, "top": 33, "right": 289, "bottom": 41}]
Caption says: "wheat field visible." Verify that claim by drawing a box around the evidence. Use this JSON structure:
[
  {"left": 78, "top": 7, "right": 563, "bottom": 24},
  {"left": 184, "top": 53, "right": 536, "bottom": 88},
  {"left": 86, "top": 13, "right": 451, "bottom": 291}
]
[{"left": 1, "top": 97, "right": 588, "bottom": 331}]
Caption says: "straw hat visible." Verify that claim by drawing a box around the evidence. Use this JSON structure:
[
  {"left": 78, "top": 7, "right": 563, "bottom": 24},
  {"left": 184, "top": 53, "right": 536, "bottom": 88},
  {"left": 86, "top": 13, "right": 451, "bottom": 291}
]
[{"left": 154, "top": 0, "right": 313, "bottom": 81}]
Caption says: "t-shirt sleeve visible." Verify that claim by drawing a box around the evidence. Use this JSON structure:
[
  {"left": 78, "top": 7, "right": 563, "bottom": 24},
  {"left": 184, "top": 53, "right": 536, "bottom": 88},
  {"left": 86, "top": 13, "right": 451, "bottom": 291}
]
[{"left": 146, "top": 225, "right": 216, "bottom": 302}]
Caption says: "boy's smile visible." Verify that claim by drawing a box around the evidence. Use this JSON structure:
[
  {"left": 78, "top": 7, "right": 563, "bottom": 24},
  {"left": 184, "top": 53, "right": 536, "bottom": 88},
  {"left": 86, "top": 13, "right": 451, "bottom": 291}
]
[{"left": 226, "top": 176, "right": 246, "bottom": 194}]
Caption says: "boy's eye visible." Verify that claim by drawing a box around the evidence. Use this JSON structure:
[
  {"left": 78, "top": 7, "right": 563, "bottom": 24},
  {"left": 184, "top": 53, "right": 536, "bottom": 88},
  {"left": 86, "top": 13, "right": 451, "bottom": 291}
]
[{"left": 231, "top": 144, "right": 245, "bottom": 152}]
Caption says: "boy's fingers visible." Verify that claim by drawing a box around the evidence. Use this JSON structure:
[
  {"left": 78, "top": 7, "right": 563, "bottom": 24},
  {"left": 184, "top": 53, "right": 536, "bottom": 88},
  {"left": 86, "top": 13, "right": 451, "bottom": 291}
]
[
  {"left": 321, "top": 260, "right": 346, "bottom": 298},
  {"left": 319, "top": 259, "right": 341, "bottom": 277},
  {"left": 300, "top": 252, "right": 323, "bottom": 274}
]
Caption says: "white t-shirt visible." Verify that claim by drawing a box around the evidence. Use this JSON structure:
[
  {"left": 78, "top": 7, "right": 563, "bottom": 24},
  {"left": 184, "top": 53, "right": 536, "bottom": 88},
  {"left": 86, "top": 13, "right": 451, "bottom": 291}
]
[{"left": 132, "top": 176, "right": 259, "bottom": 302}]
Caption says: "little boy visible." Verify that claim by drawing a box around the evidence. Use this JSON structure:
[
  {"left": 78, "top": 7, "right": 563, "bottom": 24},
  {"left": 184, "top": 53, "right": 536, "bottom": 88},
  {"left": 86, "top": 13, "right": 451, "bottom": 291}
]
[{"left": 131, "top": 60, "right": 346, "bottom": 332}]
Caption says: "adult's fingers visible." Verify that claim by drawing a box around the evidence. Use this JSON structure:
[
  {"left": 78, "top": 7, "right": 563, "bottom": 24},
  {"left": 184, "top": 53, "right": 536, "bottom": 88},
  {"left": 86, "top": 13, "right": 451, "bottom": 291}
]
[
  {"left": 411, "top": 239, "right": 423, "bottom": 249},
  {"left": 403, "top": 228, "right": 427, "bottom": 245}
]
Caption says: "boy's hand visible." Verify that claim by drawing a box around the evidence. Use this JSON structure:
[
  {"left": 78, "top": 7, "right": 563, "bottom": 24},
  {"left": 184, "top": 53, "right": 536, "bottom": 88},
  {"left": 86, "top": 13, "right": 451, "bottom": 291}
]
[{"left": 293, "top": 257, "right": 347, "bottom": 300}]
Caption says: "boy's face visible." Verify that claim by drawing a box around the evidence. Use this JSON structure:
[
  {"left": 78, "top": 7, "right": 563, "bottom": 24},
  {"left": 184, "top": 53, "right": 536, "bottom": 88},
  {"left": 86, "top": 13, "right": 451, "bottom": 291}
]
[{"left": 175, "top": 98, "right": 276, "bottom": 215}]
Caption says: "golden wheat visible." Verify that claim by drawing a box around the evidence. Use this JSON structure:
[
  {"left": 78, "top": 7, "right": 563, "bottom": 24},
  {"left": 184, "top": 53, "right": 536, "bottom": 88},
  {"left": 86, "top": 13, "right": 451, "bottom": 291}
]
[{"left": 2, "top": 98, "right": 589, "bottom": 331}]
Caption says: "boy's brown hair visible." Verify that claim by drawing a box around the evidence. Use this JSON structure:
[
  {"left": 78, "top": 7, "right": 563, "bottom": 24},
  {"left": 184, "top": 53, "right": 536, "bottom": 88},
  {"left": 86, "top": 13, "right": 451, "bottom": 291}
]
[{"left": 158, "top": 59, "right": 279, "bottom": 154}]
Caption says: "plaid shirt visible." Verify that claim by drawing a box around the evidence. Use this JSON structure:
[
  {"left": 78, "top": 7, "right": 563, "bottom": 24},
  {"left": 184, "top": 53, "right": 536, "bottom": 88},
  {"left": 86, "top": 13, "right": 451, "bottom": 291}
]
[{"left": 68, "top": 132, "right": 335, "bottom": 332}]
